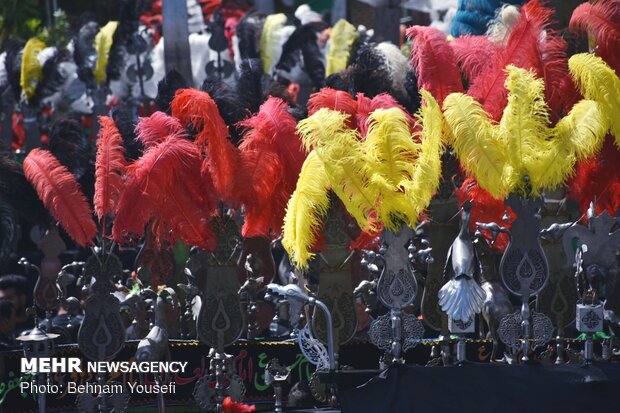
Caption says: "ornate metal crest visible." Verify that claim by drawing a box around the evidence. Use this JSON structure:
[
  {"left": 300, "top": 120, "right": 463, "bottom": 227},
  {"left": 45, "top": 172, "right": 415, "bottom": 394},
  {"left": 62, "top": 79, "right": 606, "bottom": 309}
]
[
  {"left": 313, "top": 271, "right": 358, "bottom": 347},
  {"left": 78, "top": 254, "right": 125, "bottom": 361},
  {"left": 298, "top": 325, "right": 330, "bottom": 370},
  {"left": 368, "top": 313, "right": 424, "bottom": 352},
  {"left": 498, "top": 310, "right": 553, "bottom": 354},
  {"left": 209, "top": 215, "right": 243, "bottom": 267},
  {"left": 500, "top": 195, "right": 549, "bottom": 296},
  {"left": 193, "top": 374, "right": 246, "bottom": 411},
  {"left": 197, "top": 264, "right": 244, "bottom": 350},
  {"left": 377, "top": 228, "right": 418, "bottom": 309}
]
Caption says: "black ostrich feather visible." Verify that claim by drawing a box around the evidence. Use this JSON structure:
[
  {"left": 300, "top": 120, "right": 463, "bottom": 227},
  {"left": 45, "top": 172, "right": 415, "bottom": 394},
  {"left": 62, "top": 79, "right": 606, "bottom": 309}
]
[
  {"left": 155, "top": 69, "right": 188, "bottom": 114},
  {"left": 236, "top": 11, "right": 266, "bottom": 60},
  {"left": 72, "top": 19, "right": 100, "bottom": 90},
  {"left": 348, "top": 42, "right": 392, "bottom": 98},
  {"left": 201, "top": 77, "right": 248, "bottom": 145},
  {"left": 275, "top": 22, "right": 327, "bottom": 89},
  {"left": 112, "top": 107, "right": 143, "bottom": 160},
  {"left": 237, "top": 58, "right": 264, "bottom": 114}
]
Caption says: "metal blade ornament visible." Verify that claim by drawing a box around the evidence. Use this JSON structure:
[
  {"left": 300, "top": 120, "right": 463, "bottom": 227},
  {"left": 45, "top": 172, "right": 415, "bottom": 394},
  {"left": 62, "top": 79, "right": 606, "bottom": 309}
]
[
  {"left": 364, "top": 227, "right": 427, "bottom": 363},
  {"left": 490, "top": 191, "right": 553, "bottom": 362},
  {"left": 162, "top": 0, "right": 193, "bottom": 84},
  {"left": 76, "top": 252, "right": 128, "bottom": 413}
]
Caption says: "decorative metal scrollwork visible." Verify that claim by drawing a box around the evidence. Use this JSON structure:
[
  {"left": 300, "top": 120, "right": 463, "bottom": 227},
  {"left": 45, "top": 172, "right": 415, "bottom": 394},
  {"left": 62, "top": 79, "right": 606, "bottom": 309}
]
[
  {"left": 298, "top": 325, "right": 330, "bottom": 370},
  {"left": 498, "top": 310, "right": 553, "bottom": 354}
]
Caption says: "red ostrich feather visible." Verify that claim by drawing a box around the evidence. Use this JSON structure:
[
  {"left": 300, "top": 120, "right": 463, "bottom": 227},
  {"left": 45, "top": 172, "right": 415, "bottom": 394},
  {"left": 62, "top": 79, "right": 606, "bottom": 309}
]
[
  {"left": 238, "top": 97, "right": 305, "bottom": 238},
  {"left": 307, "top": 87, "right": 358, "bottom": 128},
  {"left": 450, "top": 35, "right": 500, "bottom": 85},
  {"left": 171, "top": 88, "right": 245, "bottom": 205},
  {"left": 468, "top": 0, "right": 568, "bottom": 121},
  {"left": 355, "top": 93, "right": 415, "bottom": 138},
  {"left": 135, "top": 111, "right": 185, "bottom": 148},
  {"left": 112, "top": 136, "right": 216, "bottom": 247},
  {"left": 406, "top": 25, "right": 464, "bottom": 105},
  {"left": 570, "top": 0, "right": 620, "bottom": 75},
  {"left": 23, "top": 149, "right": 97, "bottom": 247},
  {"left": 222, "top": 397, "right": 255, "bottom": 413},
  {"left": 94, "top": 116, "right": 127, "bottom": 232}
]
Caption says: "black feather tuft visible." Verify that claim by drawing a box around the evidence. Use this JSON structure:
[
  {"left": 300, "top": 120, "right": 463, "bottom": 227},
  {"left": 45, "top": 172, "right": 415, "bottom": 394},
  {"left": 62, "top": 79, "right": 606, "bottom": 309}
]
[
  {"left": 403, "top": 69, "right": 421, "bottom": 114},
  {"left": 72, "top": 19, "right": 100, "bottom": 89},
  {"left": 47, "top": 119, "right": 91, "bottom": 178},
  {"left": 237, "top": 58, "right": 265, "bottom": 114},
  {"left": 32, "top": 48, "right": 73, "bottom": 106},
  {"left": 325, "top": 72, "right": 350, "bottom": 92},
  {"left": 348, "top": 42, "right": 392, "bottom": 98},
  {"left": 4, "top": 41, "right": 24, "bottom": 101},
  {"left": 236, "top": 11, "right": 266, "bottom": 60},
  {"left": 155, "top": 69, "right": 189, "bottom": 114},
  {"left": 112, "top": 108, "right": 143, "bottom": 160},
  {"left": 0, "top": 155, "right": 50, "bottom": 226},
  {"left": 201, "top": 78, "right": 248, "bottom": 145},
  {"left": 276, "top": 23, "right": 327, "bottom": 90}
]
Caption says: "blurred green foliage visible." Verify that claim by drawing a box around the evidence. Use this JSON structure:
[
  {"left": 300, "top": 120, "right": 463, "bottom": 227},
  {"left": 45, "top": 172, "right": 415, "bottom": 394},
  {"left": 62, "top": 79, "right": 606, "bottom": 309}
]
[{"left": 0, "top": 0, "right": 42, "bottom": 49}]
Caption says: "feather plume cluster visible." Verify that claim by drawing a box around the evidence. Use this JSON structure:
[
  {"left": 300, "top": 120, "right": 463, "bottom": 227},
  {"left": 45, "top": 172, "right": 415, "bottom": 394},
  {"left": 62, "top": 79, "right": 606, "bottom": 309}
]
[
  {"left": 23, "top": 149, "right": 97, "bottom": 247},
  {"left": 443, "top": 65, "right": 607, "bottom": 198},
  {"left": 259, "top": 13, "right": 289, "bottom": 75},
  {"left": 283, "top": 91, "right": 444, "bottom": 268}
]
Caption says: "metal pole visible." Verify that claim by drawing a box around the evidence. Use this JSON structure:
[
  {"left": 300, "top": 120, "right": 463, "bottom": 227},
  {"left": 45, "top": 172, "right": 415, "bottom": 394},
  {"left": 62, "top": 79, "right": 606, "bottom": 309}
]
[{"left": 162, "top": 0, "right": 193, "bottom": 86}]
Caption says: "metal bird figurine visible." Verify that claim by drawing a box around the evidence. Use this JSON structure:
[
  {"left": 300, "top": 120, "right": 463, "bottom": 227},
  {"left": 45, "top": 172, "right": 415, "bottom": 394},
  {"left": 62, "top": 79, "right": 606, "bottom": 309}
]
[{"left": 438, "top": 200, "right": 486, "bottom": 323}]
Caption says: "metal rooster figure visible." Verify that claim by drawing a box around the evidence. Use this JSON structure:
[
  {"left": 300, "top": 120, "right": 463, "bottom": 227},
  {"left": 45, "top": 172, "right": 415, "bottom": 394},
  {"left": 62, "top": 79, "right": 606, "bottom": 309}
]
[
  {"left": 438, "top": 201, "right": 486, "bottom": 328},
  {"left": 438, "top": 201, "right": 486, "bottom": 364}
]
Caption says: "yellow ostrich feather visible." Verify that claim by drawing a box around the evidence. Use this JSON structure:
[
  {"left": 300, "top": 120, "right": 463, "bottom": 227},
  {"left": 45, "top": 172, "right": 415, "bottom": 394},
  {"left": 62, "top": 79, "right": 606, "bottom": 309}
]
[
  {"left": 297, "top": 108, "right": 377, "bottom": 231},
  {"left": 326, "top": 19, "right": 359, "bottom": 77},
  {"left": 20, "top": 38, "right": 45, "bottom": 102},
  {"left": 500, "top": 66, "right": 551, "bottom": 191},
  {"left": 568, "top": 53, "right": 620, "bottom": 147},
  {"left": 94, "top": 21, "right": 119, "bottom": 87},
  {"left": 260, "top": 13, "right": 287, "bottom": 75},
  {"left": 364, "top": 107, "right": 419, "bottom": 230},
  {"left": 528, "top": 99, "right": 608, "bottom": 193},
  {"left": 405, "top": 90, "right": 445, "bottom": 222},
  {"left": 443, "top": 92, "right": 508, "bottom": 198},
  {"left": 282, "top": 151, "right": 331, "bottom": 269}
]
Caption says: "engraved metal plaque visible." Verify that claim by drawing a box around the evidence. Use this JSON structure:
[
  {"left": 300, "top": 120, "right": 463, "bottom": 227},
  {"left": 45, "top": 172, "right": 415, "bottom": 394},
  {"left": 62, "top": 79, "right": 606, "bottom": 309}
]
[{"left": 377, "top": 228, "right": 418, "bottom": 309}]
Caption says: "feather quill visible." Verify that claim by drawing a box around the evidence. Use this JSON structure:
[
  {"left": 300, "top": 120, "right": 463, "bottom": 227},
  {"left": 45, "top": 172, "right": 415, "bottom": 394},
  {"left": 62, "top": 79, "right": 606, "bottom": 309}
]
[
  {"left": 326, "top": 19, "right": 359, "bottom": 77},
  {"left": 135, "top": 111, "right": 185, "bottom": 148},
  {"left": 406, "top": 26, "right": 464, "bottom": 105},
  {"left": 94, "top": 116, "right": 127, "bottom": 228},
  {"left": 282, "top": 150, "right": 331, "bottom": 269},
  {"left": 23, "top": 149, "right": 97, "bottom": 247},
  {"left": 20, "top": 38, "right": 45, "bottom": 102},
  {"left": 568, "top": 53, "right": 620, "bottom": 146},
  {"left": 93, "top": 21, "right": 119, "bottom": 87}
]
